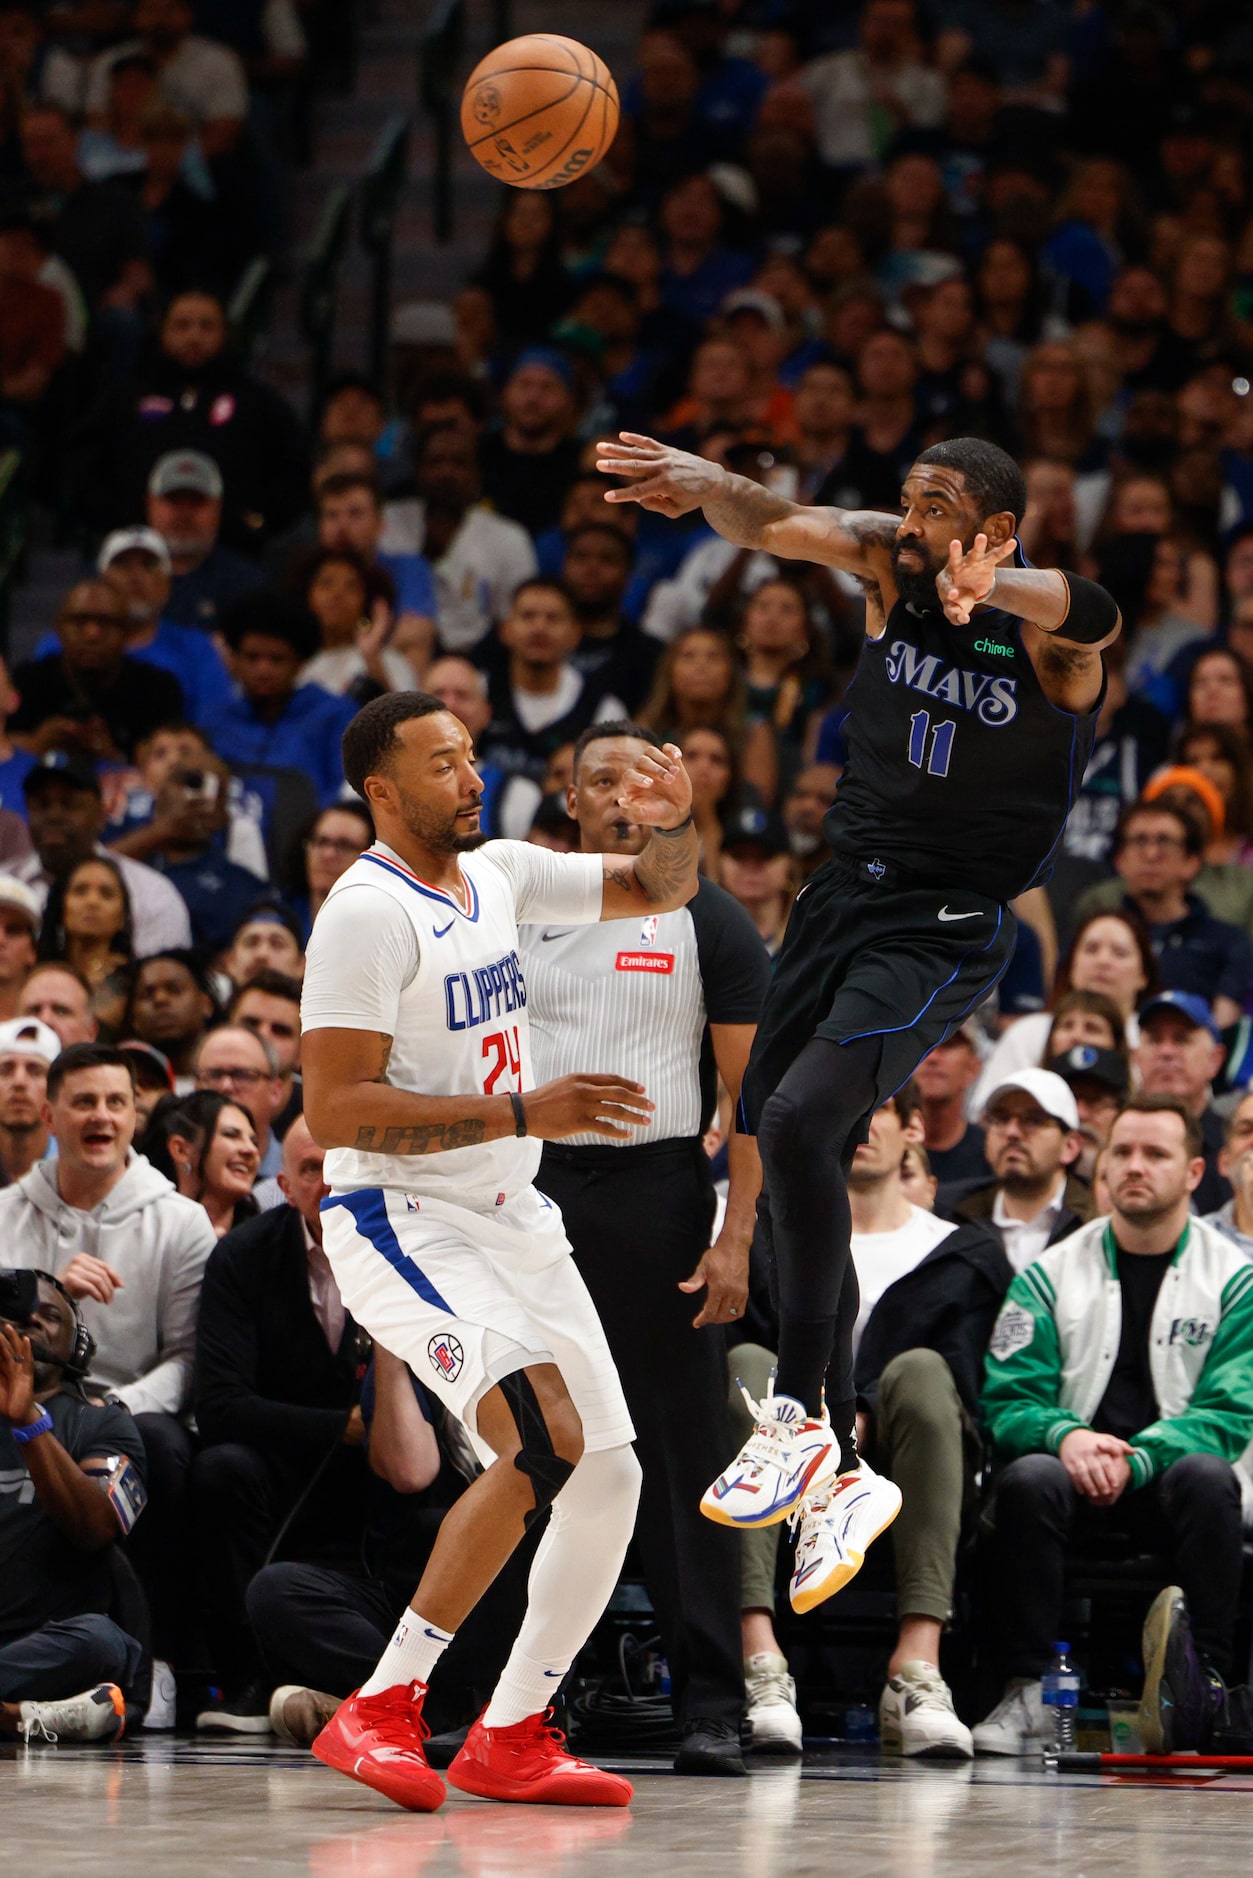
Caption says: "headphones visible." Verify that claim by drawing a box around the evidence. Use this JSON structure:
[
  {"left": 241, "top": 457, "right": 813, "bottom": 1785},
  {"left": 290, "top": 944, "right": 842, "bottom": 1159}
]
[{"left": 33, "top": 1269, "right": 97, "bottom": 1379}]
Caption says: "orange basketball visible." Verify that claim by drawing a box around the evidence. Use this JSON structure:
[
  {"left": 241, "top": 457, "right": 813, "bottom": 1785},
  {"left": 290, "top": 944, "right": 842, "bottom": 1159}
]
[{"left": 460, "top": 34, "right": 619, "bottom": 191}]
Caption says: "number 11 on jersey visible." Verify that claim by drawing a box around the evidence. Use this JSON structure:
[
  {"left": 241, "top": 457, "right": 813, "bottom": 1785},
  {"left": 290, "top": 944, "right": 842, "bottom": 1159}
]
[
  {"left": 908, "top": 710, "right": 956, "bottom": 778},
  {"left": 482, "top": 1026, "right": 522, "bottom": 1095}
]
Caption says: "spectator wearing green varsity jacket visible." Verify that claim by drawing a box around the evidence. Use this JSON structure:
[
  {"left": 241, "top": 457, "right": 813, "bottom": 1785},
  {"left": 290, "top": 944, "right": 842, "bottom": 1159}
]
[{"left": 972, "top": 1098, "right": 1253, "bottom": 1755}]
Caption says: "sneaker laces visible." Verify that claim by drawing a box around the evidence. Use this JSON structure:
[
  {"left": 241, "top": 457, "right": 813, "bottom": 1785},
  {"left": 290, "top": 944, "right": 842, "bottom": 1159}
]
[
  {"left": 17, "top": 1711, "right": 58, "bottom": 1744},
  {"left": 747, "top": 1662, "right": 796, "bottom": 1709},
  {"left": 359, "top": 1680, "right": 430, "bottom": 1751},
  {"left": 894, "top": 1666, "right": 955, "bottom": 1714}
]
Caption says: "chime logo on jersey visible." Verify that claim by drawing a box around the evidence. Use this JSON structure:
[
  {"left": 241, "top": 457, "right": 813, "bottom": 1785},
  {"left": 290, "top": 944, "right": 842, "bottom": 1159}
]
[
  {"left": 428, "top": 1333, "right": 464, "bottom": 1381},
  {"left": 884, "top": 638, "right": 1018, "bottom": 725},
  {"left": 444, "top": 950, "right": 527, "bottom": 1030}
]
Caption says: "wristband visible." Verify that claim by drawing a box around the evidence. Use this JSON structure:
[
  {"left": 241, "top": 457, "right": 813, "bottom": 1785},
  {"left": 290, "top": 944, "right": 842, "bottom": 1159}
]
[
  {"left": 654, "top": 812, "right": 694, "bottom": 836},
  {"left": 12, "top": 1408, "right": 54, "bottom": 1446},
  {"left": 508, "top": 1092, "right": 527, "bottom": 1137}
]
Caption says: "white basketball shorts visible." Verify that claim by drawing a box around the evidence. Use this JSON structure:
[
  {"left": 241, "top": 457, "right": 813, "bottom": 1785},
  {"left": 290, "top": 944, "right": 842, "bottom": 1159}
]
[{"left": 320, "top": 1181, "right": 634, "bottom": 1458}]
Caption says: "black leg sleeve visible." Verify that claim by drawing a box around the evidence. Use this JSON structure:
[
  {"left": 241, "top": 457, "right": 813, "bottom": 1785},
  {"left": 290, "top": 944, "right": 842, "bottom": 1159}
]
[{"left": 756, "top": 1034, "right": 882, "bottom": 1440}]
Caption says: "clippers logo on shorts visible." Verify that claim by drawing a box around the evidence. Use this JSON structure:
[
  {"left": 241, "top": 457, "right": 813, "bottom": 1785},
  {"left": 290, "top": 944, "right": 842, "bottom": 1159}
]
[
  {"left": 615, "top": 951, "right": 675, "bottom": 973},
  {"left": 884, "top": 638, "right": 1018, "bottom": 725},
  {"left": 444, "top": 950, "right": 527, "bottom": 1030},
  {"left": 428, "top": 1333, "right": 464, "bottom": 1382}
]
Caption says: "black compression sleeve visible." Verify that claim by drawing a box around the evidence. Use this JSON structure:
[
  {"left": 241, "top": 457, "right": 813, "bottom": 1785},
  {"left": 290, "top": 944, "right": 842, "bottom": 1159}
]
[{"left": 1056, "top": 572, "right": 1120, "bottom": 644}]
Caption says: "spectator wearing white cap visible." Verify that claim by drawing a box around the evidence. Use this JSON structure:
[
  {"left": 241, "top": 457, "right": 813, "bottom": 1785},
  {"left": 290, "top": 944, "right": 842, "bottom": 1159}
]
[
  {"left": 144, "top": 449, "right": 265, "bottom": 634},
  {"left": 942, "top": 1069, "right": 1094, "bottom": 1272},
  {"left": 0, "top": 879, "right": 40, "bottom": 1022},
  {"left": 30, "top": 529, "right": 233, "bottom": 726},
  {"left": 0, "top": 1016, "right": 59, "bottom": 1182}
]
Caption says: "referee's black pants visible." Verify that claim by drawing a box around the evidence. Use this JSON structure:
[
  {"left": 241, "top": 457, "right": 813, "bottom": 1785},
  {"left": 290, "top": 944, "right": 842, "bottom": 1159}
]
[{"left": 539, "top": 1140, "right": 744, "bottom": 1728}]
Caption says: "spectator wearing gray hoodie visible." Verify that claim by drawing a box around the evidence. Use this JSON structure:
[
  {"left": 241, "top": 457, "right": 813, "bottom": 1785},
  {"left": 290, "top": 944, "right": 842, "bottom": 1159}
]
[{"left": 0, "top": 1042, "right": 214, "bottom": 1657}]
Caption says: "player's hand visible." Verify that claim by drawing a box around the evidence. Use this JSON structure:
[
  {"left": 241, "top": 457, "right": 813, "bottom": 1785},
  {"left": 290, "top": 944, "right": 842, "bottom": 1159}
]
[
  {"left": 58, "top": 1253, "right": 125, "bottom": 1306},
  {"left": 617, "top": 742, "right": 692, "bottom": 829},
  {"left": 1058, "top": 1427, "right": 1133, "bottom": 1505},
  {"left": 522, "top": 1074, "right": 655, "bottom": 1142},
  {"left": 0, "top": 1322, "right": 37, "bottom": 1426},
  {"left": 935, "top": 532, "right": 1019, "bottom": 625},
  {"left": 597, "top": 433, "right": 727, "bottom": 518},
  {"left": 679, "top": 1234, "right": 748, "bottom": 1329}
]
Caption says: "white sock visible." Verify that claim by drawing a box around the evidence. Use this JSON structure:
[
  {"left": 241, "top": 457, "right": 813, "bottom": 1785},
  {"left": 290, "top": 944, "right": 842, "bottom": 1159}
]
[
  {"left": 358, "top": 1610, "right": 453, "bottom": 1698},
  {"left": 482, "top": 1646, "right": 570, "bottom": 1729}
]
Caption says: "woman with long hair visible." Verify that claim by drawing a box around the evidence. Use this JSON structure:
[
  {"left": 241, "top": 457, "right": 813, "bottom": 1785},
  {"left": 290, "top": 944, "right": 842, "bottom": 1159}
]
[
  {"left": 737, "top": 577, "right": 833, "bottom": 800},
  {"left": 1016, "top": 340, "right": 1105, "bottom": 470},
  {"left": 39, "top": 855, "right": 134, "bottom": 1038},
  {"left": 679, "top": 724, "right": 760, "bottom": 877},
  {"left": 972, "top": 908, "right": 1158, "bottom": 1113},
  {"left": 473, "top": 189, "right": 574, "bottom": 344},
  {"left": 140, "top": 1089, "right": 259, "bottom": 1239},
  {"left": 1186, "top": 647, "right": 1253, "bottom": 736},
  {"left": 1094, "top": 473, "right": 1218, "bottom": 630},
  {"left": 642, "top": 625, "right": 776, "bottom": 800},
  {"left": 1174, "top": 721, "right": 1253, "bottom": 864}
]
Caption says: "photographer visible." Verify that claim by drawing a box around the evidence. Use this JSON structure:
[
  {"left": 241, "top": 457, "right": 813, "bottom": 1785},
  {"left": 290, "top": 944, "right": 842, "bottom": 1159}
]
[
  {"left": 113, "top": 752, "right": 267, "bottom": 955},
  {"left": 0, "top": 1268, "right": 146, "bottom": 1743}
]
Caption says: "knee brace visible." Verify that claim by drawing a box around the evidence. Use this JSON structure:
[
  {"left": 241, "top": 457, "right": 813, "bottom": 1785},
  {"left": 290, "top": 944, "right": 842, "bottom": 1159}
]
[{"left": 498, "top": 1369, "right": 576, "bottom": 1528}]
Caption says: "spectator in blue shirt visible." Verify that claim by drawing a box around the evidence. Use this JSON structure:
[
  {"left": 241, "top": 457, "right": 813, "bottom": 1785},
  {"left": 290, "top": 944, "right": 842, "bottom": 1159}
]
[
  {"left": 145, "top": 450, "right": 266, "bottom": 635},
  {"left": 201, "top": 592, "right": 355, "bottom": 808},
  {"left": 32, "top": 528, "right": 233, "bottom": 726},
  {"left": 129, "top": 752, "right": 277, "bottom": 956},
  {"left": 0, "top": 660, "right": 36, "bottom": 818},
  {"left": 315, "top": 470, "right": 436, "bottom": 676}
]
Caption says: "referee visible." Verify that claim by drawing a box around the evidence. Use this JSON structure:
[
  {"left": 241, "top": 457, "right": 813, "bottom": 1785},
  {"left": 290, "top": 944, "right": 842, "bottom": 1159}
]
[{"left": 520, "top": 721, "right": 771, "bottom": 1776}]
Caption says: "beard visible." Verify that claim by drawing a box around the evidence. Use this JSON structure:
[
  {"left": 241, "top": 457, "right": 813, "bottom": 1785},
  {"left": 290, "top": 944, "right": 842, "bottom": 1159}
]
[
  {"left": 889, "top": 536, "right": 946, "bottom": 609},
  {"left": 394, "top": 783, "right": 486, "bottom": 855}
]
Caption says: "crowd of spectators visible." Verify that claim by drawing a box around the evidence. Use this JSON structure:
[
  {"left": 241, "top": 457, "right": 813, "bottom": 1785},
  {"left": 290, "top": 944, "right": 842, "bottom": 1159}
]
[{"left": 6, "top": 0, "right": 1253, "bottom": 1762}]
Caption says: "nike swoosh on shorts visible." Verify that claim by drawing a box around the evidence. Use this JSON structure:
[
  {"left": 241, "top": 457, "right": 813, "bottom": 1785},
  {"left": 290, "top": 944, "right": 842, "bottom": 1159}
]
[{"left": 937, "top": 907, "right": 982, "bottom": 922}]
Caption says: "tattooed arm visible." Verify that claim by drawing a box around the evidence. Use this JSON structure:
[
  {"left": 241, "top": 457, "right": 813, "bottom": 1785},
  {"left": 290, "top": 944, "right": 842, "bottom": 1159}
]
[
  {"left": 599, "top": 740, "right": 701, "bottom": 918},
  {"left": 303, "top": 1028, "right": 656, "bottom": 1151},
  {"left": 596, "top": 432, "right": 900, "bottom": 573}
]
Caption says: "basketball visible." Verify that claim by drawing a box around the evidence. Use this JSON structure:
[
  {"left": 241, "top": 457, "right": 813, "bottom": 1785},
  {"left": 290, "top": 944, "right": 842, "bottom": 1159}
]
[{"left": 460, "top": 34, "right": 620, "bottom": 191}]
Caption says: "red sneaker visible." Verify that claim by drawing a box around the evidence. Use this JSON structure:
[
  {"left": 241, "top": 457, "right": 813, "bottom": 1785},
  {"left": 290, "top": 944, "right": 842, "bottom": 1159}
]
[
  {"left": 447, "top": 1709, "right": 633, "bottom": 1807},
  {"left": 311, "top": 1680, "right": 445, "bottom": 1812}
]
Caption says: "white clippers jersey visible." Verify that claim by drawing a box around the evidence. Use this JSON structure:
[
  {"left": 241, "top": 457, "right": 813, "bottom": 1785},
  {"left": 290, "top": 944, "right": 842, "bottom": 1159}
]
[{"left": 301, "top": 839, "right": 602, "bottom": 1206}]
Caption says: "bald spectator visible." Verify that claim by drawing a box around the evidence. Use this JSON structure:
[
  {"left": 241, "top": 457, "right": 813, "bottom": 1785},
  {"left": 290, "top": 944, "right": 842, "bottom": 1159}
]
[
  {"left": 480, "top": 350, "right": 584, "bottom": 538},
  {"left": 195, "top": 1024, "right": 286, "bottom": 1184},
  {"left": 19, "top": 963, "right": 98, "bottom": 1049}
]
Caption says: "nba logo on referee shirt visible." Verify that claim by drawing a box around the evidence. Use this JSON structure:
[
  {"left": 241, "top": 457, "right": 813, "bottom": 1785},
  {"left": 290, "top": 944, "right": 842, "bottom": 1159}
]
[
  {"left": 639, "top": 915, "right": 660, "bottom": 947},
  {"left": 428, "top": 1334, "right": 464, "bottom": 1381}
]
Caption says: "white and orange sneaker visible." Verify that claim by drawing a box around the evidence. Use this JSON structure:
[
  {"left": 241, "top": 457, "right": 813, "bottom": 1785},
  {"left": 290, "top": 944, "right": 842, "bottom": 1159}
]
[
  {"left": 447, "top": 1709, "right": 633, "bottom": 1806},
  {"left": 311, "top": 1679, "right": 445, "bottom": 1811},
  {"left": 701, "top": 1375, "right": 839, "bottom": 1528},
  {"left": 789, "top": 1460, "right": 902, "bottom": 1612}
]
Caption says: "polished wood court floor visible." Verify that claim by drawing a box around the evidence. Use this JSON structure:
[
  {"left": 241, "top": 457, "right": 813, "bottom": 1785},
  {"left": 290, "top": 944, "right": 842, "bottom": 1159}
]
[{"left": 3, "top": 1737, "right": 1251, "bottom": 1876}]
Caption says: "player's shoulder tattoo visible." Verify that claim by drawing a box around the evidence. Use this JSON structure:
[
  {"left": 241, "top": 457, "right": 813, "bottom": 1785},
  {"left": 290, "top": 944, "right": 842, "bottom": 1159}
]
[{"left": 844, "top": 513, "right": 899, "bottom": 549}]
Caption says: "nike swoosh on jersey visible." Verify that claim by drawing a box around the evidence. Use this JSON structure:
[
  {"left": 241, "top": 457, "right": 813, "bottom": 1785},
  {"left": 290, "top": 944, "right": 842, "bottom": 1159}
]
[
  {"left": 433, "top": 921, "right": 455, "bottom": 938},
  {"left": 540, "top": 929, "right": 574, "bottom": 941},
  {"left": 937, "top": 907, "right": 982, "bottom": 922}
]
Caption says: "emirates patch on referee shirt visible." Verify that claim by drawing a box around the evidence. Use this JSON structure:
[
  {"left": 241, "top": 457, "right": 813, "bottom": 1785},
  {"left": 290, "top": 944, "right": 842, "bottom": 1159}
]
[{"left": 615, "top": 951, "right": 674, "bottom": 973}]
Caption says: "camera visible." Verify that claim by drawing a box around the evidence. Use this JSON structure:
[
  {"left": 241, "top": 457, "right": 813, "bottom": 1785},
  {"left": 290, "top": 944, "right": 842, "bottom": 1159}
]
[
  {"left": 174, "top": 768, "right": 220, "bottom": 806},
  {"left": 0, "top": 1267, "right": 38, "bottom": 1325}
]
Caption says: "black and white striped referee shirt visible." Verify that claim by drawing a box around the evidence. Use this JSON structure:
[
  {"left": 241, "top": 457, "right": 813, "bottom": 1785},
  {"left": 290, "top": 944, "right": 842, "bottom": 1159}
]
[{"left": 519, "top": 879, "right": 772, "bottom": 1146}]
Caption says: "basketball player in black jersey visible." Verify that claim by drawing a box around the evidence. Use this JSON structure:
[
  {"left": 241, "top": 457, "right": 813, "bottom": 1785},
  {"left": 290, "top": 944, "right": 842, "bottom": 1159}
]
[{"left": 597, "top": 431, "right": 1121, "bottom": 1609}]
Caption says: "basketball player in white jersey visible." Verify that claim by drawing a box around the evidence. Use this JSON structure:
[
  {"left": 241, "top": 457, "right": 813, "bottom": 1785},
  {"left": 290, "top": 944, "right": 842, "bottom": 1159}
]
[{"left": 300, "top": 691, "right": 698, "bottom": 1811}]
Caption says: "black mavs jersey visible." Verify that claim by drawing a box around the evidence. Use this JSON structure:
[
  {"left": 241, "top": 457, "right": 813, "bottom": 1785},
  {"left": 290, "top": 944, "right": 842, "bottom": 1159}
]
[{"left": 826, "top": 598, "right": 1100, "bottom": 901}]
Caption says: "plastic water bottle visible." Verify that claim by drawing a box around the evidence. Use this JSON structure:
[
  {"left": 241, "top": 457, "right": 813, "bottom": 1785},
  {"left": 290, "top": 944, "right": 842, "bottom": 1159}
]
[{"left": 1041, "top": 1642, "right": 1080, "bottom": 1751}]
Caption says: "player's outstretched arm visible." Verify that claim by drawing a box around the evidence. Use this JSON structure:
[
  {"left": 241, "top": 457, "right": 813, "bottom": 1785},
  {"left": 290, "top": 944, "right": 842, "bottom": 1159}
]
[
  {"left": 304, "top": 1029, "right": 655, "bottom": 1151},
  {"left": 596, "top": 432, "right": 899, "bottom": 572},
  {"left": 599, "top": 740, "right": 701, "bottom": 918}
]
